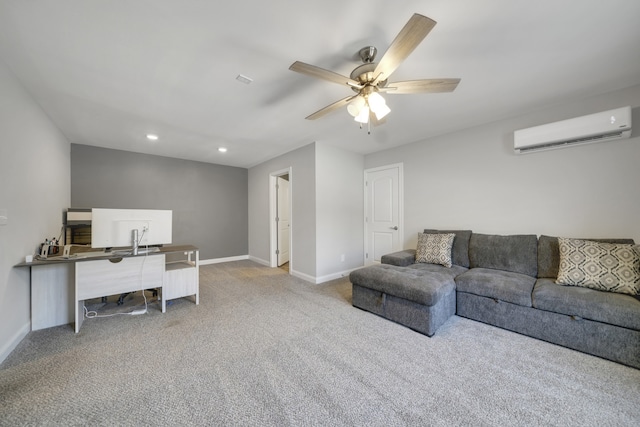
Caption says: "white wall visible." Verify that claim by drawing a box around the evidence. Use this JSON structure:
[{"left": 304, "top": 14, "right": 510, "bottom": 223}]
[
  {"left": 248, "top": 143, "right": 317, "bottom": 278},
  {"left": 315, "top": 143, "right": 364, "bottom": 280},
  {"left": 248, "top": 142, "right": 365, "bottom": 283},
  {"left": 0, "top": 60, "right": 70, "bottom": 363},
  {"left": 365, "top": 84, "right": 640, "bottom": 248}
]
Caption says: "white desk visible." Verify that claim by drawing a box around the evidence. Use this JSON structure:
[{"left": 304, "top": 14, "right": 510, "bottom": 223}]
[
  {"left": 75, "top": 254, "right": 165, "bottom": 332},
  {"left": 16, "top": 245, "right": 199, "bottom": 333}
]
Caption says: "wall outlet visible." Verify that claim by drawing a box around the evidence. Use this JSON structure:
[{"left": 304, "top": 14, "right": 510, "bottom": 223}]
[
  {"left": 0, "top": 209, "right": 7, "bottom": 226},
  {"left": 340, "top": 254, "right": 345, "bottom": 262}
]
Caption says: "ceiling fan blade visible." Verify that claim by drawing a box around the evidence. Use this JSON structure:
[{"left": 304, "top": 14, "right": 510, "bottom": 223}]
[
  {"left": 373, "top": 14, "right": 436, "bottom": 85},
  {"left": 381, "top": 78, "right": 460, "bottom": 94},
  {"left": 305, "top": 95, "right": 357, "bottom": 120},
  {"left": 290, "top": 61, "right": 362, "bottom": 88}
]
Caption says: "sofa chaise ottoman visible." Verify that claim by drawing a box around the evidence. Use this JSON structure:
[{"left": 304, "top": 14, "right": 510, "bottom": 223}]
[{"left": 350, "top": 230, "right": 471, "bottom": 336}]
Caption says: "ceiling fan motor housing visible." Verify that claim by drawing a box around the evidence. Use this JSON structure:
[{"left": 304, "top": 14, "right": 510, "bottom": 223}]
[
  {"left": 350, "top": 62, "right": 388, "bottom": 92},
  {"left": 358, "top": 46, "right": 377, "bottom": 63},
  {"left": 351, "top": 46, "right": 388, "bottom": 92}
]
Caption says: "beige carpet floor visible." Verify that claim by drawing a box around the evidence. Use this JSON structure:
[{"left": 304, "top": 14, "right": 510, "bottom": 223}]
[{"left": 1, "top": 260, "right": 639, "bottom": 426}]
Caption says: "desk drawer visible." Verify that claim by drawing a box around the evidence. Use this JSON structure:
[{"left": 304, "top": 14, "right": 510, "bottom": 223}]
[
  {"left": 164, "top": 262, "right": 198, "bottom": 300},
  {"left": 76, "top": 255, "right": 164, "bottom": 300}
]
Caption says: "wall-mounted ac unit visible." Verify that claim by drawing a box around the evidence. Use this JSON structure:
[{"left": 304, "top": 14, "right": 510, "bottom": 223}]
[{"left": 514, "top": 106, "right": 632, "bottom": 154}]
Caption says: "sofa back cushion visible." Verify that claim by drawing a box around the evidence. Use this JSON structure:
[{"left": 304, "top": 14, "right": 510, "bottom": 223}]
[
  {"left": 424, "top": 229, "right": 472, "bottom": 268},
  {"left": 469, "top": 233, "right": 538, "bottom": 277},
  {"left": 537, "top": 235, "right": 636, "bottom": 279}
]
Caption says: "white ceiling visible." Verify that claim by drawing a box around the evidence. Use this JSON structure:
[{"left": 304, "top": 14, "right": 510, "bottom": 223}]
[{"left": 1, "top": 0, "right": 640, "bottom": 168}]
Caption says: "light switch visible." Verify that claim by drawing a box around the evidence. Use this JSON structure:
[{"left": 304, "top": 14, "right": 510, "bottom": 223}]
[{"left": 0, "top": 209, "right": 7, "bottom": 225}]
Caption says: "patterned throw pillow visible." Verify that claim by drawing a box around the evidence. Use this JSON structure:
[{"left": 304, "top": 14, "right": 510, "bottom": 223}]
[
  {"left": 415, "top": 233, "right": 455, "bottom": 268},
  {"left": 556, "top": 238, "right": 640, "bottom": 295}
]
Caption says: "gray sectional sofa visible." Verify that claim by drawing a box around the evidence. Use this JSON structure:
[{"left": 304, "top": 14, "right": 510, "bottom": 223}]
[{"left": 350, "top": 230, "right": 640, "bottom": 369}]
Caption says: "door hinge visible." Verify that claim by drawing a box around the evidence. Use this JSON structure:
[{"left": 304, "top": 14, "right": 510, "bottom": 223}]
[
  {"left": 366, "top": 253, "right": 368, "bottom": 259},
  {"left": 276, "top": 249, "right": 280, "bottom": 255}
]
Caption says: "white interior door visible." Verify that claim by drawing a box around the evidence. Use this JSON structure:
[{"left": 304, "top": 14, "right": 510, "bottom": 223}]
[
  {"left": 277, "top": 176, "right": 290, "bottom": 266},
  {"left": 365, "top": 165, "right": 402, "bottom": 265}
]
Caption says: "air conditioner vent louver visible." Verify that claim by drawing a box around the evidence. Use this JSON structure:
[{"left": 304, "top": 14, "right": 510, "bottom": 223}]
[{"left": 514, "top": 106, "right": 632, "bottom": 154}]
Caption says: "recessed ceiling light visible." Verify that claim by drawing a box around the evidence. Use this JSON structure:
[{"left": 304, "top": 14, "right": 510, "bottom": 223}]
[
  {"left": 146, "top": 134, "right": 159, "bottom": 141},
  {"left": 218, "top": 147, "right": 227, "bottom": 153},
  {"left": 235, "top": 74, "right": 253, "bottom": 84}
]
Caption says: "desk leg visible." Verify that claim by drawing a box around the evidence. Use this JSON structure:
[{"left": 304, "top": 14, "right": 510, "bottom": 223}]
[
  {"left": 74, "top": 263, "right": 83, "bottom": 333},
  {"left": 31, "top": 263, "right": 74, "bottom": 330},
  {"left": 75, "top": 299, "right": 84, "bottom": 333},
  {"left": 195, "top": 250, "right": 199, "bottom": 305}
]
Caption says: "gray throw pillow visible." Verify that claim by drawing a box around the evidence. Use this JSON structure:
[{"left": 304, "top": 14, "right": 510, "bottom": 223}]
[
  {"left": 416, "top": 233, "right": 455, "bottom": 268},
  {"left": 556, "top": 237, "right": 640, "bottom": 295}
]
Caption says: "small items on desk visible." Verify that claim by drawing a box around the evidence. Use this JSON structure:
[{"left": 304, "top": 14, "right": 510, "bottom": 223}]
[
  {"left": 34, "top": 244, "right": 108, "bottom": 261},
  {"left": 39, "top": 238, "right": 61, "bottom": 259}
]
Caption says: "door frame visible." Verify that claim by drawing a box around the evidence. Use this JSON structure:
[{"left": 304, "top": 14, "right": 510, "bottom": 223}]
[
  {"left": 363, "top": 163, "right": 404, "bottom": 265},
  {"left": 269, "top": 167, "right": 293, "bottom": 270}
]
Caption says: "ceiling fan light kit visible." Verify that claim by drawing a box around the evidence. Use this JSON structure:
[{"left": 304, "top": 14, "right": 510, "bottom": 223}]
[
  {"left": 354, "top": 106, "right": 370, "bottom": 124},
  {"left": 289, "top": 13, "right": 460, "bottom": 132},
  {"left": 347, "top": 95, "right": 366, "bottom": 117},
  {"left": 347, "top": 91, "right": 390, "bottom": 124},
  {"left": 367, "top": 92, "right": 390, "bottom": 119}
]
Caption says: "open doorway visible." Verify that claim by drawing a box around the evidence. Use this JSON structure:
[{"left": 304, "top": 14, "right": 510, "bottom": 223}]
[{"left": 269, "top": 168, "right": 292, "bottom": 272}]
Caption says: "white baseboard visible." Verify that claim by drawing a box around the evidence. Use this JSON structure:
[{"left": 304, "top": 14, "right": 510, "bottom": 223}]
[
  {"left": 290, "top": 266, "right": 361, "bottom": 284},
  {"left": 0, "top": 322, "right": 30, "bottom": 364},
  {"left": 248, "top": 256, "right": 270, "bottom": 267},
  {"left": 313, "top": 267, "right": 361, "bottom": 284},
  {"left": 289, "top": 269, "right": 316, "bottom": 283},
  {"left": 200, "top": 255, "right": 249, "bottom": 265},
  {"left": 199, "top": 256, "right": 360, "bottom": 286}
]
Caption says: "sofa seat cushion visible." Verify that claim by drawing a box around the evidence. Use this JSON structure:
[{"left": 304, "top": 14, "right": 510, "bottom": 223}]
[
  {"left": 349, "top": 264, "right": 461, "bottom": 307},
  {"left": 532, "top": 278, "right": 640, "bottom": 330},
  {"left": 455, "top": 267, "right": 537, "bottom": 307}
]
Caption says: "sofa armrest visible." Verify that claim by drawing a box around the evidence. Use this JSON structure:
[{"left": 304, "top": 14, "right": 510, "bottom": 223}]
[{"left": 381, "top": 249, "right": 416, "bottom": 267}]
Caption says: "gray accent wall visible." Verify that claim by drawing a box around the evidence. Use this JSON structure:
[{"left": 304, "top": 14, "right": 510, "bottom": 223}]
[
  {"left": 71, "top": 144, "right": 248, "bottom": 260},
  {"left": 0, "top": 61, "right": 70, "bottom": 363},
  {"left": 365, "top": 84, "right": 640, "bottom": 247}
]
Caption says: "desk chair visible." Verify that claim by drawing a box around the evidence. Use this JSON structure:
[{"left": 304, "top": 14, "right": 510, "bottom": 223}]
[{"left": 117, "top": 289, "right": 158, "bottom": 305}]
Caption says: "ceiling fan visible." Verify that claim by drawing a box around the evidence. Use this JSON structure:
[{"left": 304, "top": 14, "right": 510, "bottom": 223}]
[{"left": 289, "top": 13, "right": 460, "bottom": 130}]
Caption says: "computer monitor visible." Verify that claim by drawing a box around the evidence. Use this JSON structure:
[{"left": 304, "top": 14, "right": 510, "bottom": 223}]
[{"left": 91, "top": 208, "right": 172, "bottom": 249}]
